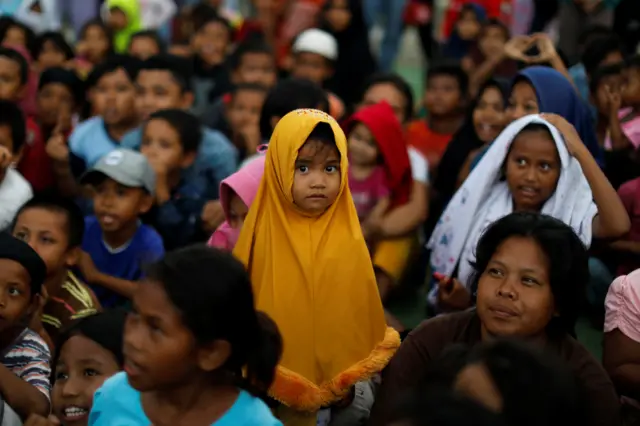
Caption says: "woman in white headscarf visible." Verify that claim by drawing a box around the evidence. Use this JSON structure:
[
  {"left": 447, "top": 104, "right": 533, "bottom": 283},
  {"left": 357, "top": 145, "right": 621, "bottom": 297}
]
[{"left": 428, "top": 113, "right": 630, "bottom": 310}]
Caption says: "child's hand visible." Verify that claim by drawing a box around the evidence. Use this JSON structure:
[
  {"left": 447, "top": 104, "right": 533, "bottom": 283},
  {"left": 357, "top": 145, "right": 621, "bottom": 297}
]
[
  {"left": 361, "top": 217, "right": 383, "bottom": 241},
  {"left": 201, "top": 200, "right": 226, "bottom": 233},
  {"left": 606, "top": 84, "right": 622, "bottom": 116},
  {"left": 78, "top": 251, "right": 101, "bottom": 284},
  {"left": 0, "top": 145, "right": 12, "bottom": 170},
  {"left": 146, "top": 156, "right": 169, "bottom": 179},
  {"left": 540, "top": 113, "right": 583, "bottom": 156},
  {"left": 23, "top": 414, "right": 60, "bottom": 426},
  {"left": 504, "top": 35, "right": 534, "bottom": 62},
  {"left": 45, "top": 134, "right": 70, "bottom": 163},
  {"left": 435, "top": 273, "right": 471, "bottom": 311},
  {"left": 530, "top": 33, "right": 558, "bottom": 63}
]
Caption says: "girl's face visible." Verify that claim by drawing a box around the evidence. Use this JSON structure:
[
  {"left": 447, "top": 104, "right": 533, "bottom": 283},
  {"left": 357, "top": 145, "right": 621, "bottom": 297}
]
[
  {"left": 473, "top": 86, "right": 505, "bottom": 143},
  {"left": 228, "top": 193, "right": 249, "bottom": 229},
  {"left": 479, "top": 25, "right": 507, "bottom": 58},
  {"left": 505, "top": 129, "right": 560, "bottom": 212},
  {"left": 506, "top": 81, "right": 539, "bottom": 123},
  {"left": 82, "top": 25, "right": 110, "bottom": 62},
  {"left": 123, "top": 280, "right": 228, "bottom": 392},
  {"left": 52, "top": 335, "right": 120, "bottom": 426},
  {"left": 457, "top": 9, "right": 481, "bottom": 41},
  {"left": 324, "top": 0, "right": 352, "bottom": 33},
  {"left": 348, "top": 122, "right": 379, "bottom": 166},
  {"left": 3, "top": 25, "right": 27, "bottom": 47},
  {"left": 37, "top": 83, "right": 75, "bottom": 127},
  {"left": 360, "top": 83, "right": 407, "bottom": 126},
  {"left": 292, "top": 139, "right": 341, "bottom": 214},
  {"left": 475, "top": 236, "right": 556, "bottom": 340},
  {"left": 622, "top": 66, "right": 640, "bottom": 106},
  {"left": 39, "top": 40, "right": 67, "bottom": 70}
]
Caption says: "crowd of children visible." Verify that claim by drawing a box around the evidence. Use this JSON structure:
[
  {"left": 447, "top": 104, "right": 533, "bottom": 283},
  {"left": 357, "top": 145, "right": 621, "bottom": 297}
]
[{"left": 0, "top": 0, "right": 640, "bottom": 425}]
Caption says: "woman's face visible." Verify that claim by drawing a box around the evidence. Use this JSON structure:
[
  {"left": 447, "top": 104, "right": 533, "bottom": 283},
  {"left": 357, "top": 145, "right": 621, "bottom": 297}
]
[
  {"left": 325, "top": 0, "right": 352, "bottom": 32},
  {"left": 360, "top": 83, "right": 407, "bottom": 126},
  {"left": 505, "top": 129, "right": 560, "bottom": 212},
  {"left": 476, "top": 236, "right": 556, "bottom": 340},
  {"left": 472, "top": 86, "right": 505, "bottom": 143},
  {"left": 506, "top": 81, "right": 539, "bottom": 123},
  {"left": 457, "top": 9, "right": 481, "bottom": 40}
]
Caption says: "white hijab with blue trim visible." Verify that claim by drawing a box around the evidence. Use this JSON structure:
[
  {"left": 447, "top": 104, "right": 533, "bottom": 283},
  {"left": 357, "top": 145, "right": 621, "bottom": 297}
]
[{"left": 427, "top": 114, "right": 597, "bottom": 290}]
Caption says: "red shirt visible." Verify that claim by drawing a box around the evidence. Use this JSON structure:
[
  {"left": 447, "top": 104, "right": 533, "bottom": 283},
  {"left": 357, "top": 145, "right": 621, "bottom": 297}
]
[
  {"left": 18, "top": 118, "right": 55, "bottom": 193},
  {"left": 441, "top": 0, "right": 512, "bottom": 39},
  {"left": 407, "top": 120, "right": 453, "bottom": 171}
]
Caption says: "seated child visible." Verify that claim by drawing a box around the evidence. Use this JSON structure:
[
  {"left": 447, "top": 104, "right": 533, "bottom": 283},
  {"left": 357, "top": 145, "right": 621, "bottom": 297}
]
[
  {"left": 103, "top": 0, "right": 143, "bottom": 53},
  {"left": 0, "top": 233, "right": 51, "bottom": 418},
  {"left": 12, "top": 195, "right": 101, "bottom": 347},
  {"left": 208, "top": 155, "right": 266, "bottom": 250},
  {"left": 88, "top": 246, "right": 283, "bottom": 425},
  {"left": 78, "top": 149, "right": 164, "bottom": 309},
  {"left": 75, "top": 19, "right": 114, "bottom": 71},
  {"left": 25, "top": 309, "right": 126, "bottom": 426},
  {"left": 224, "top": 83, "right": 268, "bottom": 160},
  {"left": 140, "top": 109, "right": 208, "bottom": 249},
  {"left": 0, "top": 100, "right": 33, "bottom": 231},
  {"left": 604, "top": 55, "right": 640, "bottom": 152},
  {"left": 344, "top": 102, "right": 413, "bottom": 245},
  {"left": 290, "top": 28, "right": 345, "bottom": 119},
  {"left": 128, "top": 30, "right": 165, "bottom": 60},
  {"left": 233, "top": 109, "right": 400, "bottom": 424}
]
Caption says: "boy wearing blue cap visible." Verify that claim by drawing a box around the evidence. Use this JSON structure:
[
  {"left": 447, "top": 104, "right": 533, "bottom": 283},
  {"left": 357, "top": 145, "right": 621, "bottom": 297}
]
[
  {"left": 0, "top": 233, "right": 51, "bottom": 419},
  {"left": 78, "top": 149, "right": 164, "bottom": 309}
]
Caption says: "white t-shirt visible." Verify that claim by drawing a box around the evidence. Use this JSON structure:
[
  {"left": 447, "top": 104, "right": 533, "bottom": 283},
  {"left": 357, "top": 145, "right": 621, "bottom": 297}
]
[
  {"left": 408, "top": 146, "right": 429, "bottom": 184},
  {"left": 0, "top": 168, "right": 33, "bottom": 232}
]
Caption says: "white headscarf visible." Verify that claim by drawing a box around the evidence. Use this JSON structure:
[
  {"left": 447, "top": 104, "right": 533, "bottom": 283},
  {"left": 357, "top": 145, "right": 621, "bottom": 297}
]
[{"left": 428, "top": 114, "right": 597, "bottom": 290}]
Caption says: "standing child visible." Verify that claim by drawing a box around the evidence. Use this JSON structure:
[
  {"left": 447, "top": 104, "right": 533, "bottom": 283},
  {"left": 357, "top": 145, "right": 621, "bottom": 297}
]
[
  {"left": 0, "top": 233, "right": 51, "bottom": 418},
  {"left": 24, "top": 310, "right": 127, "bottom": 426},
  {"left": 233, "top": 109, "right": 400, "bottom": 425},
  {"left": 103, "top": 0, "right": 143, "bottom": 54},
  {"left": 208, "top": 155, "right": 266, "bottom": 251},
  {"left": 345, "top": 102, "right": 413, "bottom": 246},
  {"left": 12, "top": 195, "right": 101, "bottom": 347},
  {"left": 290, "top": 28, "right": 345, "bottom": 119},
  {"left": 0, "top": 100, "right": 32, "bottom": 231},
  {"left": 140, "top": 109, "right": 208, "bottom": 249},
  {"left": 88, "top": 245, "right": 283, "bottom": 425},
  {"left": 78, "top": 149, "right": 164, "bottom": 309}
]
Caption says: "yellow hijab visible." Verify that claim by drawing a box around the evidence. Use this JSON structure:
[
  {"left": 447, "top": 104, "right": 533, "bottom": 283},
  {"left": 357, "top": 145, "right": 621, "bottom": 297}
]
[{"left": 233, "top": 109, "right": 399, "bottom": 412}]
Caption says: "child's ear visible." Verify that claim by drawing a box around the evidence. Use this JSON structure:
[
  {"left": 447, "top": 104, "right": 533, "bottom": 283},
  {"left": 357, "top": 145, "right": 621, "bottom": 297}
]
[
  {"left": 138, "top": 193, "right": 154, "bottom": 214},
  {"left": 64, "top": 246, "right": 81, "bottom": 268},
  {"left": 181, "top": 151, "right": 197, "bottom": 169},
  {"left": 180, "top": 92, "right": 195, "bottom": 110},
  {"left": 197, "top": 339, "right": 231, "bottom": 372},
  {"left": 11, "top": 146, "right": 24, "bottom": 166}
]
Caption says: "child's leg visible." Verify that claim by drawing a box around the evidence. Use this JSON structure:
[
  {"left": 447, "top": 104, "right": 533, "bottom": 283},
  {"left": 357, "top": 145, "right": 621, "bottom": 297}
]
[{"left": 373, "top": 236, "right": 414, "bottom": 300}]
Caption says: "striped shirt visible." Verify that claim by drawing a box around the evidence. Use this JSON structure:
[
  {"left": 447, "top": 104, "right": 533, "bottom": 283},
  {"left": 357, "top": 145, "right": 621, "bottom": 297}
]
[{"left": 1, "top": 329, "right": 51, "bottom": 399}]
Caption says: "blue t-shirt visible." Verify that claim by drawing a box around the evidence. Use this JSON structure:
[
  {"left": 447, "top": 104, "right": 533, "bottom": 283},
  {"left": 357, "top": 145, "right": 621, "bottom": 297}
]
[
  {"left": 69, "top": 117, "right": 120, "bottom": 168},
  {"left": 89, "top": 372, "right": 283, "bottom": 426},
  {"left": 82, "top": 216, "right": 165, "bottom": 308}
]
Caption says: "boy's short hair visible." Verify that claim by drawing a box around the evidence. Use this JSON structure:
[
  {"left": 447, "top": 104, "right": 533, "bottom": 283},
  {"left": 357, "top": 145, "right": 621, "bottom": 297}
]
[
  {"left": 231, "top": 82, "right": 268, "bottom": 99},
  {"left": 33, "top": 31, "right": 75, "bottom": 61},
  {"left": 427, "top": 61, "right": 469, "bottom": 98},
  {"left": 360, "top": 73, "right": 415, "bottom": 122},
  {"left": 581, "top": 35, "right": 624, "bottom": 76},
  {"left": 86, "top": 54, "right": 141, "bottom": 88},
  {"left": 80, "top": 149, "right": 156, "bottom": 195},
  {"left": 0, "top": 233, "right": 46, "bottom": 296},
  {"left": 259, "top": 78, "right": 329, "bottom": 140},
  {"left": 14, "top": 194, "right": 85, "bottom": 249},
  {"left": 38, "top": 67, "right": 85, "bottom": 106},
  {"left": 192, "top": 6, "right": 232, "bottom": 37},
  {"left": 129, "top": 30, "right": 166, "bottom": 53},
  {"left": 138, "top": 54, "right": 193, "bottom": 92},
  {"left": 589, "top": 63, "right": 624, "bottom": 94},
  {"left": 228, "top": 39, "right": 274, "bottom": 71},
  {"left": 0, "top": 100, "right": 26, "bottom": 154},
  {"left": 0, "top": 46, "right": 29, "bottom": 86},
  {"left": 147, "top": 109, "right": 202, "bottom": 154}
]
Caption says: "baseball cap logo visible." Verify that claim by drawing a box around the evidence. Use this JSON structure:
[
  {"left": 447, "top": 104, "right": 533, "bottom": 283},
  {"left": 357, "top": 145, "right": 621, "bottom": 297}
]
[{"left": 105, "top": 151, "right": 124, "bottom": 166}]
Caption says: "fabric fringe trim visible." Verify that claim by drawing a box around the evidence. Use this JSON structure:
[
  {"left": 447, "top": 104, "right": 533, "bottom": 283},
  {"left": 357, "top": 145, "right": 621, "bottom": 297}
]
[{"left": 268, "top": 327, "right": 401, "bottom": 412}]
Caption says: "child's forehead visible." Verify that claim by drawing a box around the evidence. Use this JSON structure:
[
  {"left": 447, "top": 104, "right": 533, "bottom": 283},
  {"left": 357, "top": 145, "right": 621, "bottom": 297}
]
[
  {"left": 298, "top": 139, "right": 340, "bottom": 159},
  {"left": 0, "top": 258, "right": 30, "bottom": 282}
]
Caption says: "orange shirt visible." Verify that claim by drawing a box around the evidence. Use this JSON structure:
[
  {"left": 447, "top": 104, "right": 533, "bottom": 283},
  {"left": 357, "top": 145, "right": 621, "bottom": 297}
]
[{"left": 407, "top": 120, "right": 453, "bottom": 170}]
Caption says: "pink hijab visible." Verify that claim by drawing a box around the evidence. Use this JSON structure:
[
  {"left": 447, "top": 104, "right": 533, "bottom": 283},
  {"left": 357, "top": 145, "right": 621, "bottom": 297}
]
[
  {"left": 3, "top": 44, "right": 38, "bottom": 117},
  {"left": 208, "top": 155, "right": 266, "bottom": 250}
]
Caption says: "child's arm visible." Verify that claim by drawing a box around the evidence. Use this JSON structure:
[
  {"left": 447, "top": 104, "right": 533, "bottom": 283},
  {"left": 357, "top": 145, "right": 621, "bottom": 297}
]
[
  {"left": 362, "top": 196, "right": 390, "bottom": 240},
  {"left": 78, "top": 251, "right": 136, "bottom": 299},
  {"left": 606, "top": 87, "right": 633, "bottom": 151},
  {"left": 0, "top": 351, "right": 50, "bottom": 418},
  {"left": 467, "top": 52, "right": 505, "bottom": 96},
  {"left": 379, "top": 181, "right": 429, "bottom": 238},
  {"left": 543, "top": 113, "right": 631, "bottom": 239}
]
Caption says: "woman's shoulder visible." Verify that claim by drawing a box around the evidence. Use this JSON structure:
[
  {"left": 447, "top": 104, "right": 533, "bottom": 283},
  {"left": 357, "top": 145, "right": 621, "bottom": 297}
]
[{"left": 407, "top": 310, "right": 480, "bottom": 353}]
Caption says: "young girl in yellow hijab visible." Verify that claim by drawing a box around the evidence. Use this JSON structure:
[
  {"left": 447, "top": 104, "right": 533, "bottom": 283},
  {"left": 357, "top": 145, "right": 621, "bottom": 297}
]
[{"left": 233, "top": 109, "right": 400, "bottom": 425}]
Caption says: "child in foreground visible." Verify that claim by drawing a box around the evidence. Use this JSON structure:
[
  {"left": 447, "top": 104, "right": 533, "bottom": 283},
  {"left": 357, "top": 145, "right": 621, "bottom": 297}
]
[
  {"left": 233, "top": 109, "right": 400, "bottom": 425},
  {"left": 24, "top": 310, "right": 126, "bottom": 426},
  {"left": 87, "top": 245, "right": 283, "bottom": 425}
]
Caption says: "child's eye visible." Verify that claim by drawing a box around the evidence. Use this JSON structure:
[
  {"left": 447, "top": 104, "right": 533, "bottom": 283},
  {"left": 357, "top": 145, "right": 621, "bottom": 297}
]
[
  {"left": 297, "top": 165, "right": 309, "bottom": 173},
  {"left": 41, "top": 236, "right": 55, "bottom": 244},
  {"left": 539, "top": 163, "right": 551, "bottom": 171},
  {"left": 14, "top": 231, "right": 27, "bottom": 241},
  {"left": 8, "top": 287, "right": 21, "bottom": 296},
  {"left": 325, "top": 165, "right": 339, "bottom": 173},
  {"left": 55, "top": 371, "right": 69, "bottom": 381},
  {"left": 521, "top": 277, "right": 539, "bottom": 286},
  {"left": 515, "top": 158, "right": 526, "bottom": 166},
  {"left": 84, "top": 368, "right": 100, "bottom": 377},
  {"left": 487, "top": 268, "right": 503, "bottom": 278}
]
